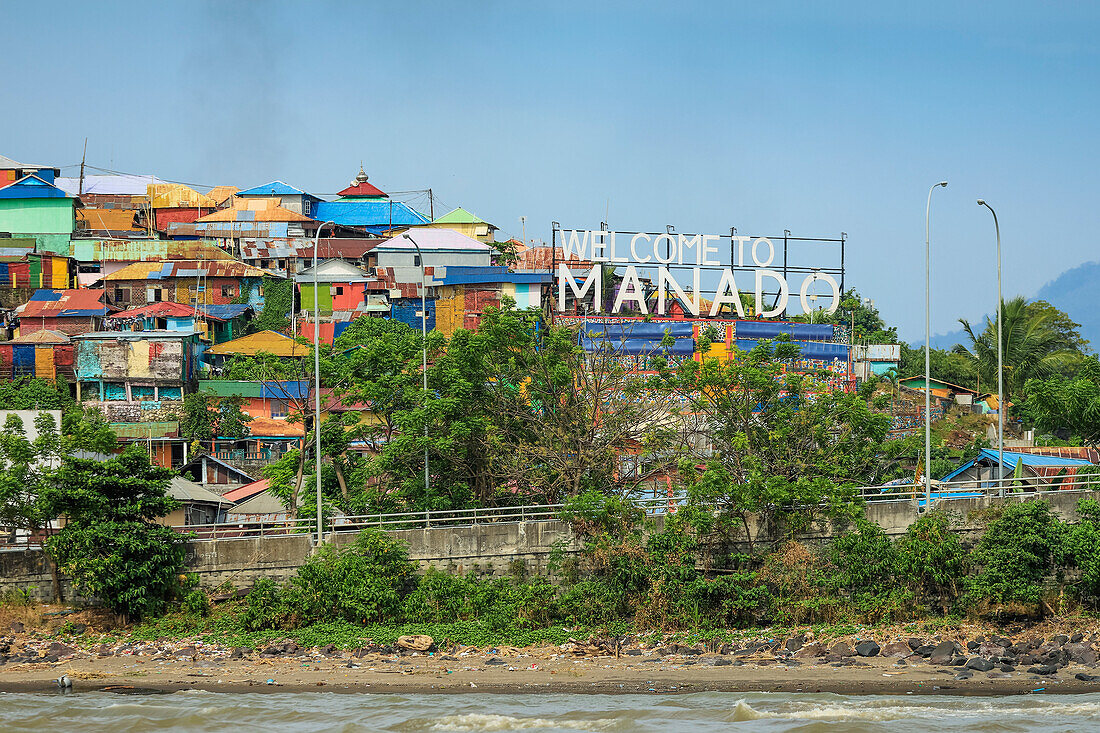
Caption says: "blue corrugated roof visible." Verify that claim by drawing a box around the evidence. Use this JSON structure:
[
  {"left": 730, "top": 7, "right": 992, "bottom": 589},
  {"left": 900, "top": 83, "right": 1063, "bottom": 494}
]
[
  {"left": 236, "top": 180, "right": 319, "bottom": 200},
  {"left": 941, "top": 449, "right": 1095, "bottom": 481},
  {"left": 30, "top": 289, "right": 61, "bottom": 302},
  {"left": 0, "top": 175, "right": 72, "bottom": 200},
  {"left": 199, "top": 304, "right": 253, "bottom": 320},
  {"left": 735, "top": 338, "right": 849, "bottom": 362},
  {"left": 312, "top": 200, "right": 430, "bottom": 232},
  {"left": 439, "top": 266, "right": 551, "bottom": 285}
]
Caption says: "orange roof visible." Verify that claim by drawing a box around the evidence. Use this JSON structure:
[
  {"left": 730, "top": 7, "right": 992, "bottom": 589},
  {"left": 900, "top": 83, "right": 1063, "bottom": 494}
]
[
  {"left": 222, "top": 478, "right": 270, "bottom": 503},
  {"left": 206, "top": 330, "right": 306, "bottom": 358},
  {"left": 148, "top": 183, "right": 218, "bottom": 209},
  {"left": 78, "top": 208, "right": 141, "bottom": 232},
  {"left": 206, "top": 186, "right": 239, "bottom": 205},
  {"left": 195, "top": 198, "right": 314, "bottom": 223},
  {"left": 247, "top": 417, "right": 305, "bottom": 438}
]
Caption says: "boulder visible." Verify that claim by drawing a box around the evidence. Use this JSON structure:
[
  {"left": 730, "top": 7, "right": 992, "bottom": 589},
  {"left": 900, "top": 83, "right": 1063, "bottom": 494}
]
[
  {"left": 907, "top": 638, "right": 924, "bottom": 651},
  {"left": 929, "top": 641, "right": 959, "bottom": 665},
  {"left": 1028, "top": 664, "right": 1060, "bottom": 676},
  {"left": 396, "top": 635, "right": 434, "bottom": 652},
  {"left": 915, "top": 644, "right": 937, "bottom": 658},
  {"left": 855, "top": 641, "right": 881, "bottom": 658},
  {"left": 966, "top": 640, "right": 980, "bottom": 651},
  {"left": 1075, "top": 673, "right": 1100, "bottom": 682},
  {"left": 1065, "top": 643, "right": 1098, "bottom": 666},
  {"left": 882, "top": 642, "right": 911, "bottom": 657},
  {"left": 964, "top": 657, "right": 995, "bottom": 672},
  {"left": 784, "top": 635, "right": 806, "bottom": 653},
  {"left": 1071, "top": 633, "right": 1085, "bottom": 644},
  {"left": 699, "top": 656, "right": 732, "bottom": 667},
  {"left": 1053, "top": 635, "right": 1070, "bottom": 646},
  {"left": 10, "top": 623, "right": 24, "bottom": 634},
  {"left": 829, "top": 642, "right": 854, "bottom": 658}
]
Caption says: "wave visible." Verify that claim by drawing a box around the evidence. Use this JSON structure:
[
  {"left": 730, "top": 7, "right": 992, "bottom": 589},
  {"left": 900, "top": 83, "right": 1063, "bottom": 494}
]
[
  {"left": 728, "top": 697, "right": 1100, "bottom": 723},
  {"left": 429, "top": 713, "right": 617, "bottom": 731}
]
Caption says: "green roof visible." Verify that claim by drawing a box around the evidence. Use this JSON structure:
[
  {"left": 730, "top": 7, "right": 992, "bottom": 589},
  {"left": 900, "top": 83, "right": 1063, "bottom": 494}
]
[
  {"left": 432, "top": 207, "right": 491, "bottom": 225},
  {"left": 198, "top": 380, "right": 265, "bottom": 398},
  {"left": 110, "top": 421, "right": 179, "bottom": 440}
]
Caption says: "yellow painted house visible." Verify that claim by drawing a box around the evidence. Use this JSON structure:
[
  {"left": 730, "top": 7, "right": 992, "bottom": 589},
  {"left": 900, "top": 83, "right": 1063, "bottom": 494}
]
[{"left": 425, "top": 207, "right": 498, "bottom": 243}]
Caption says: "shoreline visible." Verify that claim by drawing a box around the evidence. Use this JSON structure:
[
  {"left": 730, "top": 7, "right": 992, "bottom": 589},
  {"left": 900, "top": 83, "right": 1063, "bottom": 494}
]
[{"left": 4, "top": 653, "right": 1100, "bottom": 697}]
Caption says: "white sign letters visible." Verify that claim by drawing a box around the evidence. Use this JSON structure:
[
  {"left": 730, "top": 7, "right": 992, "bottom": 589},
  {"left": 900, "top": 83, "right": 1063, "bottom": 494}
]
[{"left": 555, "top": 230, "right": 841, "bottom": 316}]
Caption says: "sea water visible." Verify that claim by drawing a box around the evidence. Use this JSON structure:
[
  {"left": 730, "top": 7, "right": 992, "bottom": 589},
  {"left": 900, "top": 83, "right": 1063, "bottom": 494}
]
[{"left": 1, "top": 690, "right": 1098, "bottom": 732}]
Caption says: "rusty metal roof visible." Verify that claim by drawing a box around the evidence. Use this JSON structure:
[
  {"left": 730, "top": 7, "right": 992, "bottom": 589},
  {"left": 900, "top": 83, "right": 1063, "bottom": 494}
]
[
  {"left": 69, "top": 239, "right": 235, "bottom": 263},
  {"left": 102, "top": 260, "right": 272, "bottom": 281},
  {"left": 21, "top": 289, "right": 110, "bottom": 318}
]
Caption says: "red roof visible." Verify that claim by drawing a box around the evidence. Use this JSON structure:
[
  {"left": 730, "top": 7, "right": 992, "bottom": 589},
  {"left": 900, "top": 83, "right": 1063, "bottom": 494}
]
[
  {"left": 223, "top": 478, "right": 269, "bottom": 503},
  {"left": 337, "top": 181, "right": 388, "bottom": 198},
  {"left": 107, "top": 301, "right": 222, "bottom": 321},
  {"left": 21, "top": 289, "right": 110, "bottom": 319}
]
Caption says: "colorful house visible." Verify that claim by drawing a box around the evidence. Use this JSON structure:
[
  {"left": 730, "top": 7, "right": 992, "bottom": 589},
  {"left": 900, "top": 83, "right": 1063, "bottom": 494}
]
[
  {"left": 67, "top": 238, "right": 234, "bottom": 287},
  {"left": 233, "top": 180, "right": 321, "bottom": 217},
  {"left": 18, "top": 288, "right": 112, "bottom": 336},
  {"left": 433, "top": 266, "right": 551, "bottom": 335},
  {"left": 142, "top": 182, "right": 225, "bottom": 235},
  {"left": 100, "top": 259, "right": 272, "bottom": 309},
  {"left": 0, "top": 330, "right": 74, "bottom": 381},
  {"left": 0, "top": 174, "right": 80, "bottom": 254},
  {"left": 0, "top": 153, "right": 60, "bottom": 187},
  {"left": 295, "top": 259, "right": 374, "bottom": 316},
  {"left": 425, "top": 207, "right": 498, "bottom": 243},
  {"left": 106, "top": 302, "right": 252, "bottom": 344},
  {"left": 72, "top": 330, "right": 204, "bottom": 403},
  {"left": 310, "top": 167, "right": 430, "bottom": 235},
  {"left": 374, "top": 227, "right": 493, "bottom": 276},
  {"left": 0, "top": 249, "right": 76, "bottom": 291},
  {"left": 56, "top": 173, "right": 166, "bottom": 238}
]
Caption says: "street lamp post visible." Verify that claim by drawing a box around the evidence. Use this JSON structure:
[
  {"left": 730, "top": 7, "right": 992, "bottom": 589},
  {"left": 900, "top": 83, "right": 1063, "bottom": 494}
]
[
  {"left": 312, "top": 220, "right": 336, "bottom": 545},
  {"left": 402, "top": 233, "right": 430, "bottom": 498},
  {"left": 924, "top": 181, "right": 948, "bottom": 509},
  {"left": 977, "top": 199, "right": 1005, "bottom": 495}
]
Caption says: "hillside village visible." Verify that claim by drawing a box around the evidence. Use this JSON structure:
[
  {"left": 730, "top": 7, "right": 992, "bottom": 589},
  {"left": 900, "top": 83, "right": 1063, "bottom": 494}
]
[{"left": 0, "top": 151, "right": 1094, "bottom": 531}]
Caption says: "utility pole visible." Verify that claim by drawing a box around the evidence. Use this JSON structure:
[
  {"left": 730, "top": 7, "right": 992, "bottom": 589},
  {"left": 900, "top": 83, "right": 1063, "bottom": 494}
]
[
  {"left": 78, "top": 138, "right": 87, "bottom": 196},
  {"left": 428, "top": 188, "right": 434, "bottom": 220}
]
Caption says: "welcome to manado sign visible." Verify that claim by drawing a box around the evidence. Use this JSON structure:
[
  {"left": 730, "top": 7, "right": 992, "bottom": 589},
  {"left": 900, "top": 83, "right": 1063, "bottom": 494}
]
[{"left": 555, "top": 229, "right": 842, "bottom": 318}]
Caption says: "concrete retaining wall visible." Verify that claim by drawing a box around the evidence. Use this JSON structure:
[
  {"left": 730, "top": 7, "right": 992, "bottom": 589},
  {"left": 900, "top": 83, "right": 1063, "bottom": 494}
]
[{"left": 2, "top": 492, "right": 1095, "bottom": 601}]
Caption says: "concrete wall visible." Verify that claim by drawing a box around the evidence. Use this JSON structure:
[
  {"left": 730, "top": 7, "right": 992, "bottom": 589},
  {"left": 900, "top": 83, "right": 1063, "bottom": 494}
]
[{"left": 3, "top": 492, "right": 1096, "bottom": 601}]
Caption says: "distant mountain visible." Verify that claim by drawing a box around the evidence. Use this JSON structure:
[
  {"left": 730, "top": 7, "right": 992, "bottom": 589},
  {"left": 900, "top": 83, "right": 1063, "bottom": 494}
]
[
  {"left": 1036, "top": 261, "right": 1100, "bottom": 352},
  {"left": 910, "top": 261, "right": 1100, "bottom": 352}
]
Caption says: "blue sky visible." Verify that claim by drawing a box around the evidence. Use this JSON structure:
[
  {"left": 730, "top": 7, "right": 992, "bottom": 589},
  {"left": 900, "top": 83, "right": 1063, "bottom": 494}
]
[{"left": 3, "top": 1, "right": 1098, "bottom": 339}]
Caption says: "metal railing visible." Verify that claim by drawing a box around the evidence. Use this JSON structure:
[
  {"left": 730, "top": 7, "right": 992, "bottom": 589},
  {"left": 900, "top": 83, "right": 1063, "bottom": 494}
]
[
  {"left": 173, "top": 473, "right": 1100, "bottom": 541},
  {"left": 5, "top": 473, "right": 1098, "bottom": 547}
]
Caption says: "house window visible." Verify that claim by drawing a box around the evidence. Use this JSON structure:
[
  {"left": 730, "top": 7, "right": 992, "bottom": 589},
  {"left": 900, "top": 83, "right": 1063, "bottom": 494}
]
[
  {"left": 222, "top": 284, "right": 235, "bottom": 298},
  {"left": 115, "top": 287, "right": 131, "bottom": 304},
  {"left": 147, "top": 287, "right": 163, "bottom": 302},
  {"left": 413, "top": 255, "right": 421, "bottom": 266},
  {"left": 270, "top": 398, "right": 289, "bottom": 418},
  {"left": 334, "top": 286, "right": 344, "bottom": 296}
]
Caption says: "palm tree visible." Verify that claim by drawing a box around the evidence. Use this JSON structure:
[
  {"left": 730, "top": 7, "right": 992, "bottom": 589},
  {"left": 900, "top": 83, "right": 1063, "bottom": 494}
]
[{"left": 955, "top": 296, "right": 1080, "bottom": 399}]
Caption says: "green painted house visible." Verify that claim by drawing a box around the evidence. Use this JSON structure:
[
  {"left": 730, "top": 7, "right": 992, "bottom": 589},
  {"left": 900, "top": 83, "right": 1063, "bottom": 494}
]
[{"left": 0, "top": 175, "right": 79, "bottom": 254}]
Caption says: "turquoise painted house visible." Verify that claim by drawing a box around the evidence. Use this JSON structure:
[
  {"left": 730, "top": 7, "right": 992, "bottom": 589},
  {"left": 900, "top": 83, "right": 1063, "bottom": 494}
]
[{"left": 0, "top": 174, "right": 80, "bottom": 254}]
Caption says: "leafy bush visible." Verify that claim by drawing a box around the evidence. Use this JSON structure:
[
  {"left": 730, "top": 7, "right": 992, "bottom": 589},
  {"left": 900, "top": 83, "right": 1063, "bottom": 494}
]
[
  {"left": 895, "top": 510, "right": 967, "bottom": 608},
  {"left": 289, "top": 530, "right": 417, "bottom": 625},
  {"left": 240, "top": 578, "right": 292, "bottom": 631},
  {"left": 968, "top": 500, "right": 1068, "bottom": 613}
]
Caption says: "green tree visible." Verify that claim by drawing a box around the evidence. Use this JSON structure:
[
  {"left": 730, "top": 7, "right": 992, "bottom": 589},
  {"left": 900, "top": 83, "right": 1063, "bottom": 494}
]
[
  {"left": 1022, "top": 356, "right": 1100, "bottom": 445},
  {"left": 181, "top": 392, "right": 252, "bottom": 443},
  {"left": 793, "top": 288, "right": 898, "bottom": 343},
  {"left": 956, "top": 296, "right": 1083, "bottom": 399},
  {"left": 898, "top": 343, "right": 979, "bottom": 390},
  {"left": 43, "top": 448, "right": 186, "bottom": 620},
  {"left": 669, "top": 339, "right": 891, "bottom": 553}
]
